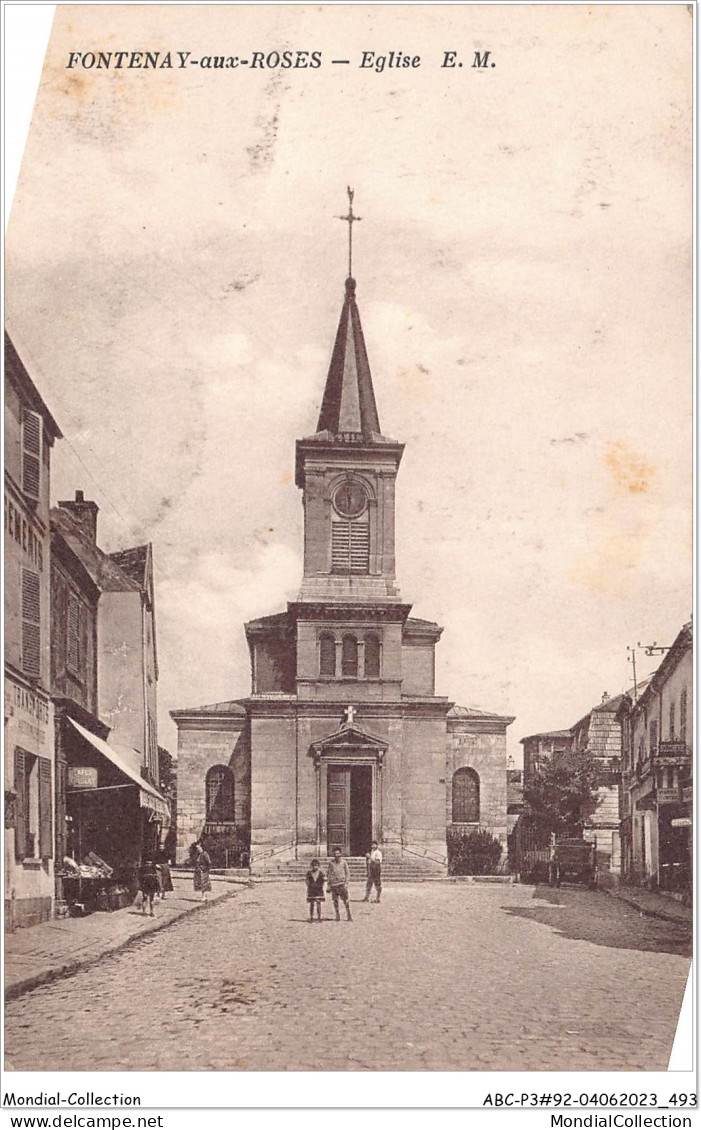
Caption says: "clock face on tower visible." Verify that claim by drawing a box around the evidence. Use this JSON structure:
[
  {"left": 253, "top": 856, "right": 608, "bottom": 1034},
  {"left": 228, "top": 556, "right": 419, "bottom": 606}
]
[{"left": 333, "top": 480, "right": 367, "bottom": 519}]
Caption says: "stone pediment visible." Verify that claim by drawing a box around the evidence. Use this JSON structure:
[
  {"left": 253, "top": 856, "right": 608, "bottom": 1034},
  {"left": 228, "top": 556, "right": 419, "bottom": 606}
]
[{"left": 310, "top": 723, "right": 387, "bottom": 763}]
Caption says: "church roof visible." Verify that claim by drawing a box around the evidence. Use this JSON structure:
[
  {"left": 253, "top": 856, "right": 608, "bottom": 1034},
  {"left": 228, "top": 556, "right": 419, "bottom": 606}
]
[
  {"left": 170, "top": 699, "right": 248, "bottom": 717},
  {"left": 316, "top": 277, "right": 382, "bottom": 440},
  {"left": 449, "top": 704, "right": 515, "bottom": 722}
]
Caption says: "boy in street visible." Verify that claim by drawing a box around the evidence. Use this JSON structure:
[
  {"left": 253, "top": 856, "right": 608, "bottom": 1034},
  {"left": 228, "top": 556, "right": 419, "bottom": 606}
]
[
  {"left": 327, "top": 847, "right": 353, "bottom": 921},
  {"left": 363, "top": 840, "right": 383, "bottom": 903}
]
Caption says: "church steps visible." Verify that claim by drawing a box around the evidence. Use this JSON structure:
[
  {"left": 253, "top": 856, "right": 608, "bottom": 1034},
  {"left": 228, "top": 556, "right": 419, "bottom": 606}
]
[{"left": 251, "top": 853, "right": 447, "bottom": 881}]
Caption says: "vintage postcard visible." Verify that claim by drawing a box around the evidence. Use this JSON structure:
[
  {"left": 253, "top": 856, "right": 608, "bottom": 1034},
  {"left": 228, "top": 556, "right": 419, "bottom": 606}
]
[{"left": 3, "top": 0, "right": 694, "bottom": 1109}]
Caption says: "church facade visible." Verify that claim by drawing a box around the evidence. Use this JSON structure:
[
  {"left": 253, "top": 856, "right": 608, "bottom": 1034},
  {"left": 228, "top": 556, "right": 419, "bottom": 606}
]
[{"left": 173, "top": 272, "right": 513, "bottom": 871}]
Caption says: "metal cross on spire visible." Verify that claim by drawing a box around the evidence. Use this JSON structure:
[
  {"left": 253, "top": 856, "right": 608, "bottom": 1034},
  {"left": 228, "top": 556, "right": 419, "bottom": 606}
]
[{"left": 337, "top": 186, "right": 362, "bottom": 278}]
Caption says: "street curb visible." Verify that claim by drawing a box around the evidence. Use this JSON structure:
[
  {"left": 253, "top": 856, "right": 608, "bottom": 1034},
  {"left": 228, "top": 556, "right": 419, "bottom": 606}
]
[
  {"left": 5, "top": 885, "right": 244, "bottom": 1003},
  {"left": 601, "top": 886, "right": 692, "bottom": 926}
]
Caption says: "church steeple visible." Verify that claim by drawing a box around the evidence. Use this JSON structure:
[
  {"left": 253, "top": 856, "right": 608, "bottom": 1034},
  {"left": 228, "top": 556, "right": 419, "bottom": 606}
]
[
  {"left": 295, "top": 193, "right": 404, "bottom": 604},
  {"left": 316, "top": 276, "right": 381, "bottom": 440}
]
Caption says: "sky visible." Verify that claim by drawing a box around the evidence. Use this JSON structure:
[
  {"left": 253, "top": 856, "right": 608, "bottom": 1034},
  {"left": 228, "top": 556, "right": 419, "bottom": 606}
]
[{"left": 5, "top": 4, "right": 692, "bottom": 763}]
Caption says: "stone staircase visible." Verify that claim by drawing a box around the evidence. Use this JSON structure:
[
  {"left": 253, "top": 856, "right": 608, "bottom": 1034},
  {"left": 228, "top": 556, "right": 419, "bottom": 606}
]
[{"left": 251, "top": 851, "right": 447, "bottom": 882}]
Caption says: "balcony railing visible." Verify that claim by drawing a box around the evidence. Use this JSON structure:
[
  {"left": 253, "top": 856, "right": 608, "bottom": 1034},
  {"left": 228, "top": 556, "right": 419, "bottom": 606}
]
[{"left": 657, "top": 740, "right": 691, "bottom": 761}]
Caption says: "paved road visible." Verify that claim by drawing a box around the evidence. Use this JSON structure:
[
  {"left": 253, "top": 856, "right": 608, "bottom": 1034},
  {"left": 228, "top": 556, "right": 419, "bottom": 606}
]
[{"left": 4, "top": 882, "right": 691, "bottom": 1072}]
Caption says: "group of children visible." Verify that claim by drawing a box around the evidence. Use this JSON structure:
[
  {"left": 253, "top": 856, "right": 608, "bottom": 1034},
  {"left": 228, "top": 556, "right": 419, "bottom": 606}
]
[{"left": 305, "top": 843, "right": 382, "bottom": 922}]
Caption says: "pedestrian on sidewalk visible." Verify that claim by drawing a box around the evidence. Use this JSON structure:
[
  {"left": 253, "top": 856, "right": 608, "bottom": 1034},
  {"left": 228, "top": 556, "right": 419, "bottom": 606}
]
[
  {"left": 139, "top": 856, "right": 160, "bottom": 917},
  {"left": 305, "top": 858, "right": 326, "bottom": 922},
  {"left": 158, "top": 851, "right": 174, "bottom": 900},
  {"left": 363, "top": 841, "right": 383, "bottom": 904},
  {"left": 327, "top": 848, "right": 353, "bottom": 921},
  {"left": 193, "top": 842, "right": 212, "bottom": 900}
]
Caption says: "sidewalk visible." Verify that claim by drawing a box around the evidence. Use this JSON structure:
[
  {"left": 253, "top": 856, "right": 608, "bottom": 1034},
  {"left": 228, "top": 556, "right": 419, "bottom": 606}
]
[
  {"left": 4, "top": 873, "right": 248, "bottom": 1001},
  {"left": 602, "top": 880, "right": 693, "bottom": 925}
]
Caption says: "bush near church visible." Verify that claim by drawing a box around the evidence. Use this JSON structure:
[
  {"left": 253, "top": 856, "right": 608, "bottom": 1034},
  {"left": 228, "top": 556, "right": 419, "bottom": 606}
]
[{"left": 447, "top": 828, "right": 503, "bottom": 875}]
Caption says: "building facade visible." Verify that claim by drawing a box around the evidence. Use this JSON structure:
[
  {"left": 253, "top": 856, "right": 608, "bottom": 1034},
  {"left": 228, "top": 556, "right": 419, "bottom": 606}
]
[
  {"left": 174, "top": 272, "right": 513, "bottom": 871},
  {"left": 4, "top": 333, "right": 62, "bottom": 929},
  {"left": 521, "top": 730, "right": 573, "bottom": 784},
  {"left": 569, "top": 693, "right": 625, "bottom": 873},
  {"left": 520, "top": 696, "right": 625, "bottom": 875},
  {"left": 50, "top": 496, "right": 169, "bottom": 896},
  {"left": 618, "top": 622, "right": 692, "bottom": 894}
]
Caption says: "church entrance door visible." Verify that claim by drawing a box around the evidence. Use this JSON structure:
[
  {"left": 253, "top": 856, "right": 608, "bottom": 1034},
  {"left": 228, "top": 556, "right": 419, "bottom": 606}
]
[{"left": 327, "top": 764, "right": 373, "bottom": 856}]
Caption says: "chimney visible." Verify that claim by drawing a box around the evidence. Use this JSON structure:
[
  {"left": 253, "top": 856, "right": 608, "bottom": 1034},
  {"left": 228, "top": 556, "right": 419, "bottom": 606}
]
[
  {"left": 601, "top": 691, "right": 610, "bottom": 704},
  {"left": 58, "top": 489, "right": 99, "bottom": 542}
]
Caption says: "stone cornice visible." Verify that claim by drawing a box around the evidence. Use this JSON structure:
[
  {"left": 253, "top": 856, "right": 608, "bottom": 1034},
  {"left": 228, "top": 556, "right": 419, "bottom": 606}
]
[
  {"left": 448, "top": 717, "right": 515, "bottom": 735},
  {"left": 289, "top": 602, "right": 412, "bottom": 623},
  {"left": 170, "top": 709, "right": 249, "bottom": 732}
]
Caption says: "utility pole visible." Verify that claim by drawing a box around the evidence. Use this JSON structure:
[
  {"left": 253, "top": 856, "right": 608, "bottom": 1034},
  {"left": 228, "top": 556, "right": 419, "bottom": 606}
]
[
  {"left": 627, "top": 641, "right": 671, "bottom": 702},
  {"left": 626, "top": 646, "right": 638, "bottom": 702}
]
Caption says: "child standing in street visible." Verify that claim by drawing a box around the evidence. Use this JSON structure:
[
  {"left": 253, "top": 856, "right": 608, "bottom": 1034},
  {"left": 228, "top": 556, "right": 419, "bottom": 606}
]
[
  {"left": 139, "top": 856, "right": 160, "bottom": 917},
  {"left": 305, "top": 859, "right": 325, "bottom": 922},
  {"left": 327, "top": 848, "right": 353, "bottom": 921}
]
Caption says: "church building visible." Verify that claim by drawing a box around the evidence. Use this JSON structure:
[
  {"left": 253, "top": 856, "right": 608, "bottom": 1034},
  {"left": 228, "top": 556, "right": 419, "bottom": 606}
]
[{"left": 173, "top": 231, "right": 514, "bottom": 873}]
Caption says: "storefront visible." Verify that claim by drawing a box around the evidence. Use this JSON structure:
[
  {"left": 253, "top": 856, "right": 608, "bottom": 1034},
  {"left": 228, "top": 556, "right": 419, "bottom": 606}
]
[
  {"left": 4, "top": 677, "right": 55, "bottom": 930},
  {"left": 56, "top": 716, "right": 169, "bottom": 914}
]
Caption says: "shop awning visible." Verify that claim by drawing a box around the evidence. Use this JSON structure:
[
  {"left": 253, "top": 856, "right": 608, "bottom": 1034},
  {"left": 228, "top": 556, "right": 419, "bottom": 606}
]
[{"left": 68, "top": 718, "right": 170, "bottom": 822}]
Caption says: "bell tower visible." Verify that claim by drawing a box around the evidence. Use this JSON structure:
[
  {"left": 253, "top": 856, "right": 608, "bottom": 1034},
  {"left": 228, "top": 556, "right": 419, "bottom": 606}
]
[{"left": 295, "top": 192, "right": 404, "bottom": 605}]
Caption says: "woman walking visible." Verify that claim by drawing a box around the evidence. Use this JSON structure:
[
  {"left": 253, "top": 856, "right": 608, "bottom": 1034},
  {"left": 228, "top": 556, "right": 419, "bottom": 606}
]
[{"left": 193, "top": 842, "right": 212, "bottom": 900}]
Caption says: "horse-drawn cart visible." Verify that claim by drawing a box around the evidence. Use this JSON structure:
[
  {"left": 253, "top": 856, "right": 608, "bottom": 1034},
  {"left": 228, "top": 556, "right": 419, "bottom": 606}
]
[{"left": 548, "top": 836, "right": 597, "bottom": 888}]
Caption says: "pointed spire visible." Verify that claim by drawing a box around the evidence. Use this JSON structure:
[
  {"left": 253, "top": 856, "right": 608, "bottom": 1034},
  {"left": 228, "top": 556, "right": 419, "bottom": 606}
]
[{"left": 316, "top": 276, "right": 381, "bottom": 440}]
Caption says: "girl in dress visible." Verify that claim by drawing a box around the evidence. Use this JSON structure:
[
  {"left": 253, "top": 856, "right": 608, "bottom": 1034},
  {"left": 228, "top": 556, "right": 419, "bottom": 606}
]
[{"left": 305, "top": 858, "right": 325, "bottom": 922}]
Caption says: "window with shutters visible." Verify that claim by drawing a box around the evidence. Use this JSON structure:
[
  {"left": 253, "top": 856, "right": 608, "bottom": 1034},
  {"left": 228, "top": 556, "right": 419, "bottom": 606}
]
[
  {"left": 341, "top": 635, "right": 358, "bottom": 678},
  {"left": 680, "top": 688, "right": 688, "bottom": 743},
  {"left": 206, "top": 765, "right": 235, "bottom": 823},
  {"left": 14, "top": 749, "right": 49, "bottom": 859},
  {"left": 38, "top": 758, "right": 52, "bottom": 859},
  {"left": 21, "top": 569, "right": 41, "bottom": 678},
  {"left": 21, "top": 408, "right": 42, "bottom": 504},
  {"left": 364, "top": 633, "right": 381, "bottom": 678},
  {"left": 331, "top": 520, "right": 370, "bottom": 574},
  {"left": 67, "top": 592, "right": 81, "bottom": 674},
  {"left": 669, "top": 701, "right": 676, "bottom": 740},
  {"left": 319, "top": 632, "right": 336, "bottom": 677},
  {"left": 649, "top": 718, "right": 658, "bottom": 754},
  {"left": 452, "top": 768, "right": 480, "bottom": 824}
]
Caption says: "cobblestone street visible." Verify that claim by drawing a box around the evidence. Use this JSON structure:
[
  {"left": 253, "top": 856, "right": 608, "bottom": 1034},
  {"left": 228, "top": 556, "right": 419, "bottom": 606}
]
[{"left": 4, "top": 881, "right": 691, "bottom": 1072}]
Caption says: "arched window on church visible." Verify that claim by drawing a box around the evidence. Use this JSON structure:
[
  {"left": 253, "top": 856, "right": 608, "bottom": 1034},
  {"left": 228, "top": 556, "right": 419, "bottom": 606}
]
[
  {"left": 342, "top": 634, "right": 359, "bottom": 678},
  {"left": 452, "top": 767, "right": 480, "bottom": 824},
  {"left": 319, "top": 632, "right": 336, "bottom": 677},
  {"left": 364, "top": 633, "right": 381, "bottom": 678},
  {"left": 206, "top": 765, "right": 235, "bottom": 823}
]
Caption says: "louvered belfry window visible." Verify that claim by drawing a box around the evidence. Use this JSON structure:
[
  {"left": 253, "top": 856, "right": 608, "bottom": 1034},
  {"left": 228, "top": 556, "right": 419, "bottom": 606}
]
[
  {"left": 22, "top": 409, "right": 42, "bottom": 503},
  {"left": 331, "top": 521, "right": 369, "bottom": 574},
  {"left": 21, "top": 569, "right": 41, "bottom": 678}
]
